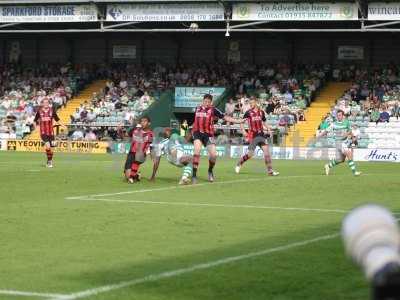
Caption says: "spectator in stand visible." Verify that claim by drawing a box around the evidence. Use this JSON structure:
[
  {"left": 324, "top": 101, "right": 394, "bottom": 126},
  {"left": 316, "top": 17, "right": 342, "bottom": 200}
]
[
  {"left": 86, "top": 108, "right": 97, "bottom": 123},
  {"left": 0, "top": 63, "right": 93, "bottom": 139},
  {"left": 180, "top": 119, "right": 189, "bottom": 137},
  {"left": 265, "top": 98, "right": 276, "bottom": 115},
  {"left": 225, "top": 98, "right": 235, "bottom": 118},
  {"left": 379, "top": 105, "right": 390, "bottom": 123},
  {"left": 71, "top": 108, "right": 80, "bottom": 123},
  {"left": 216, "top": 130, "right": 229, "bottom": 145},
  {"left": 80, "top": 107, "right": 88, "bottom": 122},
  {"left": 56, "top": 128, "right": 67, "bottom": 140},
  {"left": 84, "top": 129, "right": 97, "bottom": 141},
  {"left": 298, "top": 110, "right": 306, "bottom": 121},
  {"left": 71, "top": 127, "right": 84, "bottom": 140},
  {"left": 25, "top": 112, "right": 35, "bottom": 132},
  {"left": 241, "top": 97, "right": 251, "bottom": 114},
  {"left": 394, "top": 101, "right": 400, "bottom": 119},
  {"left": 284, "top": 89, "right": 294, "bottom": 104}
]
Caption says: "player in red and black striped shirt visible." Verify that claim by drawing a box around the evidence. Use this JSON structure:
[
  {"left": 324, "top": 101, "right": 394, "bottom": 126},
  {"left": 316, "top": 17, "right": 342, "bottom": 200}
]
[
  {"left": 34, "top": 98, "right": 63, "bottom": 168},
  {"left": 124, "top": 116, "right": 154, "bottom": 183},
  {"left": 191, "top": 94, "right": 240, "bottom": 183},
  {"left": 235, "top": 98, "right": 279, "bottom": 176}
]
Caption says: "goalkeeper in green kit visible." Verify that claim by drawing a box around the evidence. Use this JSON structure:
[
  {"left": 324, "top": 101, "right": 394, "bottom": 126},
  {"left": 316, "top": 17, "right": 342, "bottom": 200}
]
[
  {"left": 150, "top": 128, "right": 193, "bottom": 184},
  {"left": 318, "top": 110, "right": 361, "bottom": 176}
]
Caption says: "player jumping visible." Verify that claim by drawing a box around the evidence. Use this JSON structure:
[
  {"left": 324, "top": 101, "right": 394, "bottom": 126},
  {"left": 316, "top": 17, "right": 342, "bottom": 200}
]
[
  {"left": 235, "top": 98, "right": 279, "bottom": 176},
  {"left": 34, "top": 98, "right": 64, "bottom": 168},
  {"left": 150, "top": 128, "right": 193, "bottom": 185},
  {"left": 191, "top": 94, "right": 241, "bottom": 184},
  {"left": 320, "top": 110, "right": 361, "bottom": 176},
  {"left": 124, "top": 116, "right": 153, "bottom": 183}
]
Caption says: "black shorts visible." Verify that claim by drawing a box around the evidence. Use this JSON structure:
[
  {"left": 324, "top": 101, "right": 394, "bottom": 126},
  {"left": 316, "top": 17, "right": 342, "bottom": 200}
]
[
  {"left": 248, "top": 132, "right": 267, "bottom": 151},
  {"left": 41, "top": 135, "right": 56, "bottom": 147},
  {"left": 124, "top": 152, "right": 145, "bottom": 170},
  {"left": 192, "top": 131, "right": 215, "bottom": 147}
]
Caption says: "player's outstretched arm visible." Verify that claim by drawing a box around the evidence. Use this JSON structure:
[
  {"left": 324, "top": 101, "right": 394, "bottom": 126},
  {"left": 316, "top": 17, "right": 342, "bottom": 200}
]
[
  {"left": 263, "top": 122, "right": 273, "bottom": 136},
  {"left": 316, "top": 129, "right": 329, "bottom": 138},
  {"left": 53, "top": 110, "right": 65, "bottom": 128},
  {"left": 223, "top": 115, "right": 244, "bottom": 124}
]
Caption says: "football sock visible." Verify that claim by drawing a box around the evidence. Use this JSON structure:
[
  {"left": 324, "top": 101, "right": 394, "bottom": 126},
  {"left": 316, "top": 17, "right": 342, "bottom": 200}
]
[
  {"left": 208, "top": 157, "right": 216, "bottom": 172},
  {"left": 193, "top": 154, "right": 200, "bottom": 177},
  {"left": 182, "top": 165, "right": 192, "bottom": 178},
  {"left": 348, "top": 160, "right": 357, "bottom": 174},
  {"left": 130, "top": 162, "right": 140, "bottom": 178},
  {"left": 328, "top": 159, "right": 339, "bottom": 168},
  {"left": 46, "top": 149, "right": 53, "bottom": 162},
  {"left": 239, "top": 154, "right": 250, "bottom": 166},
  {"left": 264, "top": 153, "right": 272, "bottom": 172}
]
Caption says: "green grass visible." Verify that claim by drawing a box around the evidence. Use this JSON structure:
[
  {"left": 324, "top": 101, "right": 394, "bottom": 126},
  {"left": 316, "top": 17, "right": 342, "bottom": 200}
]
[{"left": 0, "top": 152, "right": 399, "bottom": 300}]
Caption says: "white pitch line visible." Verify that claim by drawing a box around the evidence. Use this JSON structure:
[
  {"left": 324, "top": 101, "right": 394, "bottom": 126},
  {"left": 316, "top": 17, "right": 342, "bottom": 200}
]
[
  {"left": 76, "top": 197, "right": 349, "bottom": 214},
  {"left": 0, "top": 289, "right": 68, "bottom": 298},
  {"left": 66, "top": 173, "right": 381, "bottom": 200},
  {"left": 65, "top": 175, "right": 328, "bottom": 200},
  {"left": 50, "top": 233, "right": 339, "bottom": 300}
]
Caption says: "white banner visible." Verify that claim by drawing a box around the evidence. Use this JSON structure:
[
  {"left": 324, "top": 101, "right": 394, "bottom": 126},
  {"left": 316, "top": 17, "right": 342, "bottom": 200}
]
[
  {"left": 230, "top": 146, "right": 336, "bottom": 160},
  {"left": 232, "top": 2, "right": 358, "bottom": 21},
  {"left": 368, "top": 3, "right": 400, "bottom": 20},
  {"left": 230, "top": 146, "right": 294, "bottom": 160},
  {"left": 230, "top": 146, "right": 399, "bottom": 162},
  {"left": 353, "top": 149, "right": 400, "bottom": 163},
  {"left": 338, "top": 46, "right": 364, "bottom": 60},
  {"left": 106, "top": 3, "right": 224, "bottom": 22},
  {"left": 0, "top": 5, "right": 98, "bottom": 23},
  {"left": 0, "top": 139, "right": 6, "bottom": 151},
  {"left": 113, "top": 45, "right": 136, "bottom": 59}
]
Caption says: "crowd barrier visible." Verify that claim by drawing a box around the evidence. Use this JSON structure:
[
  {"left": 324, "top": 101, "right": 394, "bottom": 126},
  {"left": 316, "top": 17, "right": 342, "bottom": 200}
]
[{"left": 1, "top": 139, "right": 399, "bottom": 162}]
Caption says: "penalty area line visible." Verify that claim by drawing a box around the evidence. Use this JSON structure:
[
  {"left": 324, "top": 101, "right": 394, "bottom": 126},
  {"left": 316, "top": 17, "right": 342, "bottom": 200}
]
[
  {"left": 65, "top": 173, "right": 379, "bottom": 201},
  {"left": 74, "top": 197, "right": 349, "bottom": 214},
  {"left": 65, "top": 175, "right": 330, "bottom": 200},
  {"left": 0, "top": 289, "right": 69, "bottom": 298},
  {"left": 50, "top": 233, "right": 339, "bottom": 300}
]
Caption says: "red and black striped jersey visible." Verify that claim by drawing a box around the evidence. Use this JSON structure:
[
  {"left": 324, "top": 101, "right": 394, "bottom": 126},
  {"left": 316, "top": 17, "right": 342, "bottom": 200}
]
[
  {"left": 243, "top": 108, "right": 266, "bottom": 134},
  {"left": 192, "top": 105, "right": 224, "bottom": 136},
  {"left": 34, "top": 107, "right": 60, "bottom": 136},
  {"left": 130, "top": 128, "right": 153, "bottom": 154}
]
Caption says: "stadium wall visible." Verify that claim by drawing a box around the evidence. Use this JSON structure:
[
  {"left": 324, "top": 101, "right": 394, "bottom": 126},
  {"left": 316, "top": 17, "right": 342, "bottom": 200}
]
[
  {"left": 1, "top": 138, "right": 399, "bottom": 163},
  {"left": 1, "top": 33, "right": 399, "bottom": 65}
]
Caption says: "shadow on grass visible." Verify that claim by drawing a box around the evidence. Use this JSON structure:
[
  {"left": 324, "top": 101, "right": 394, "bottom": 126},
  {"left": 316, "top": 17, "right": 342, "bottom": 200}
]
[{"left": 58, "top": 224, "right": 368, "bottom": 300}]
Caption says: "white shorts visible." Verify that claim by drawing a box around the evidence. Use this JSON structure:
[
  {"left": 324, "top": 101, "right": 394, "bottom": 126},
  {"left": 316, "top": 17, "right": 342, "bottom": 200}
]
[
  {"left": 167, "top": 148, "right": 185, "bottom": 167},
  {"left": 335, "top": 142, "right": 351, "bottom": 160}
]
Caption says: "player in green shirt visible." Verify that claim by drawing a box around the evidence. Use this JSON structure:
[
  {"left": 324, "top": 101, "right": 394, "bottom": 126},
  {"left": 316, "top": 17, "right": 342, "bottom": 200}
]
[
  {"left": 150, "top": 128, "right": 193, "bottom": 185},
  {"left": 318, "top": 110, "right": 361, "bottom": 176}
]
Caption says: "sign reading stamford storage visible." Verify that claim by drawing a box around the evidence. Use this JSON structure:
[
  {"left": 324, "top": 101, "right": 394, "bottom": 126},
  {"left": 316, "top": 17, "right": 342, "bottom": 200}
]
[
  {"left": 7, "top": 140, "right": 108, "bottom": 154},
  {"left": 0, "top": 5, "right": 98, "bottom": 22},
  {"left": 232, "top": 2, "right": 357, "bottom": 21}
]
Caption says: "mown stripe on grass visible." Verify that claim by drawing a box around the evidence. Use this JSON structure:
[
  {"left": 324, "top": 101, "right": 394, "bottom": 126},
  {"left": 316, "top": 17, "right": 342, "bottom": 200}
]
[
  {"left": 75, "top": 197, "right": 349, "bottom": 214},
  {"left": 51, "top": 233, "right": 339, "bottom": 300}
]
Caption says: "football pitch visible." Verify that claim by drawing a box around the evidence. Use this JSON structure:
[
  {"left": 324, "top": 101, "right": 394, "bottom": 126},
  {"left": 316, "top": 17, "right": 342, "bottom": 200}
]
[{"left": 1, "top": 152, "right": 399, "bottom": 300}]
